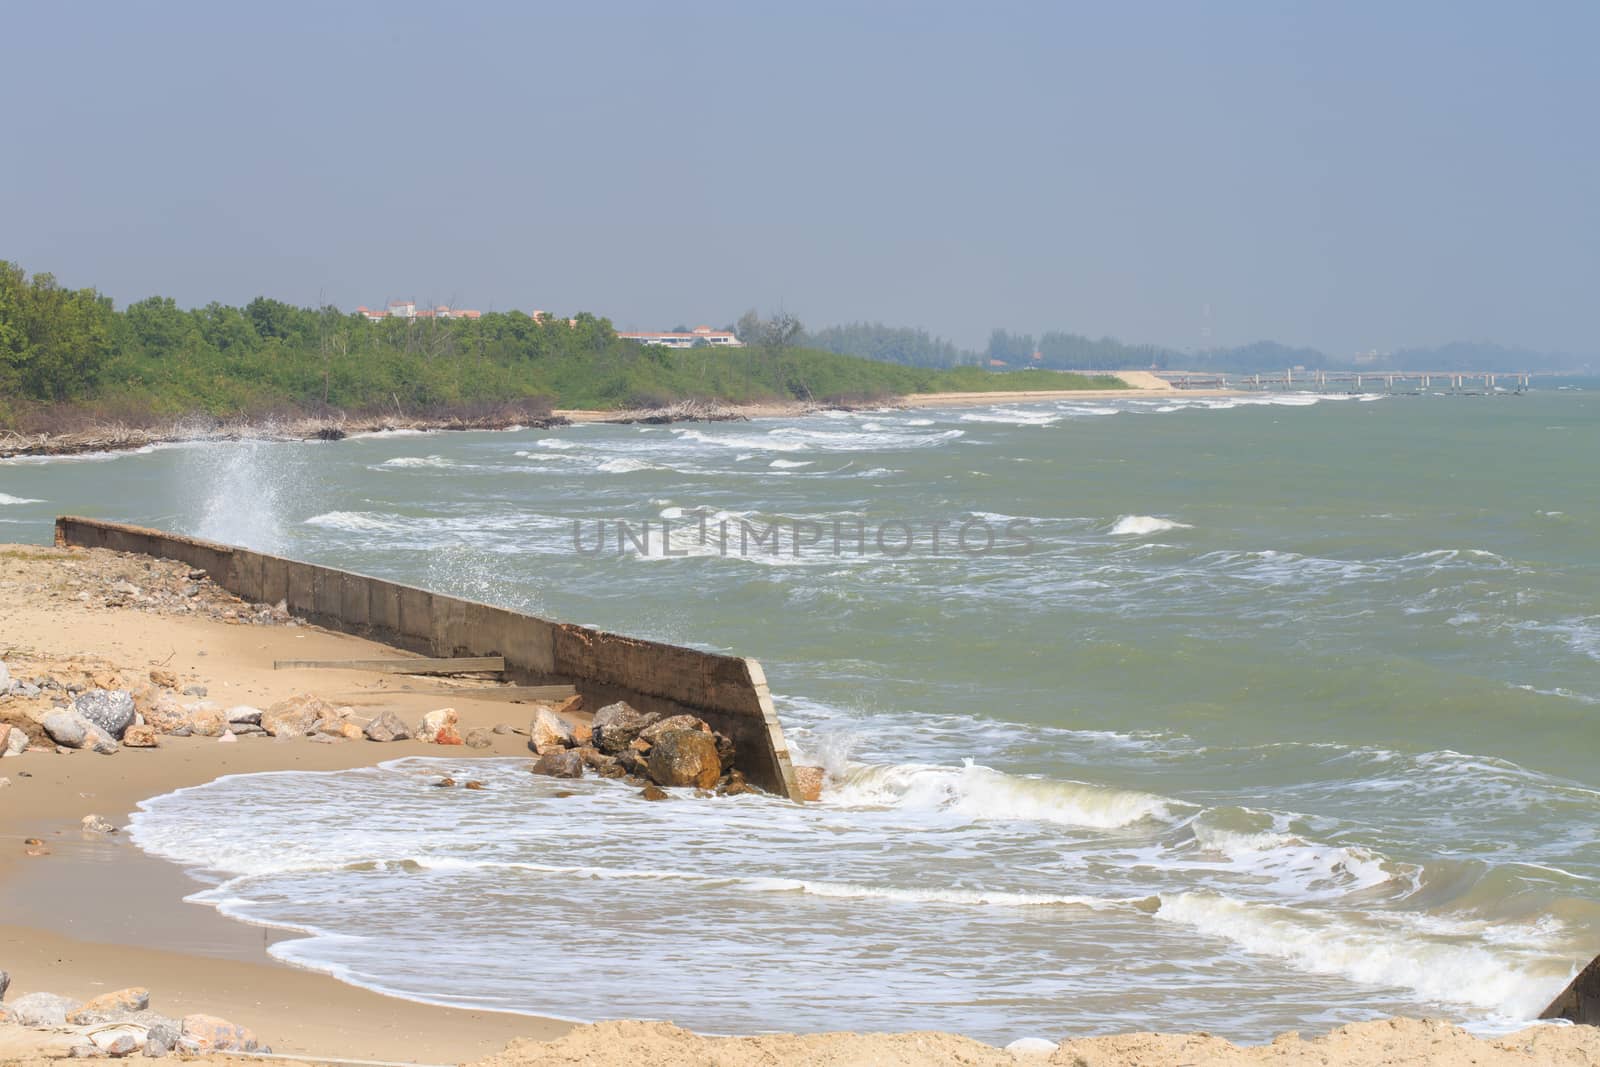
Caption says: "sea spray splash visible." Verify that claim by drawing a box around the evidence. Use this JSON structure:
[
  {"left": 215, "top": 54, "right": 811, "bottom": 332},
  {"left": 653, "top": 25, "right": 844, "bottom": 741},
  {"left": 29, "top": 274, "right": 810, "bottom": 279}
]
[{"left": 188, "top": 437, "right": 301, "bottom": 553}]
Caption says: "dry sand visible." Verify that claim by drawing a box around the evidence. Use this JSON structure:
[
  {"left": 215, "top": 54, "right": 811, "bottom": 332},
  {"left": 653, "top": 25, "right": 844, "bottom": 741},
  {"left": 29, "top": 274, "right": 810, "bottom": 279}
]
[{"left": 2, "top": 544, "right": 1594, "bottom": 1065}]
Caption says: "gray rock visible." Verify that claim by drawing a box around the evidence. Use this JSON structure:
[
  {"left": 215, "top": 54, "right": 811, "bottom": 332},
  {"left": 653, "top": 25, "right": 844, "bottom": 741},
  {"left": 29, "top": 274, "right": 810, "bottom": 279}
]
[
  {"left": 142, "top": 1022, "right": 179, "bottom": 1057},
  {"left": 0, "top": 967, "right": 9, "bottom": 1001},
  {"left": 88, "top": 724, "right": 120, "bottom": 755},
  {"left": 464, "top": 727, "right": 493, "bottom": 749},
  {"left": 492, "top": 722, "right": 514, "bottom": 735},
  {"left": 0, "top": 660, "right": 10, "bottom": 692},
  {"left": 88, "top": 1029, "right": 142, "bottom": 1056},
  {"left": 530, "top": 750, "right": 585, "bottom": 778},
  {"left": 591, "top": 701, "right": 659, "bottom": 754},
  {"left": 68, "top": 1043, "right": 105, "bottom": 1058},
  {"left": 9, "top": 990, "right": 83, "bottom": 1027},
  {"left": 4, "top": 726, "right": 28, "bottom": 756},
  {"left": 182, "top": 685, "right": 207, "bottom": 698},
  {"left": 42, "top": 709, "right": 90, "bottom": 748},
  {"left": 363, "top": 709, "right": 411, "bottom": 742},
  {"left": 72, "top": 690, "right": 136, "bottom": 740},
  {"left": 638, "top": 713, "right": 711, "bottom": 747},
  {"left": 225, "top": 705, "right": 262, "bottom": 725}
]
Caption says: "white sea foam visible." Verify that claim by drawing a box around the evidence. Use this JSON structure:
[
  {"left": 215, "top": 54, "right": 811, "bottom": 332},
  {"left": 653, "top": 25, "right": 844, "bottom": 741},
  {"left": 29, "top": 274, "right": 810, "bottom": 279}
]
[
  {"left": 0, "top": 493, "right": 43, "bottom": 505},
  {"left": 303, "top": 510, "right": 404, "bottom": 532},
  {"left": 1154, "top": 892, "right": 1566, "bottom": 1019},
  {"left": 596, "top": 457, "right": 664, "bottom": 473},
  {"left": 378, "top": 455, "right": 453, "bottom": 469},
  {"left": 1110, "top": 515, "right": 1193, "bottom": 536},
  {"left": 828, "top": 760, "right": 1187, "bottom": 830},
  {"left": 769, "top": 459, "right": 813, "bottom": 468},
  {"left": 959, "top": 408, "right": 1061, "bottom": 426}
]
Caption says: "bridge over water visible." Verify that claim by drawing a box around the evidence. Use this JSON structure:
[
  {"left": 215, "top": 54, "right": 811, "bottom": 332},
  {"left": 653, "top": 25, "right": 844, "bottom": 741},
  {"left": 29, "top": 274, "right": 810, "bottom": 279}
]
[{"left": 1156, "top": 370, "right": 1536, "bottom": 393}]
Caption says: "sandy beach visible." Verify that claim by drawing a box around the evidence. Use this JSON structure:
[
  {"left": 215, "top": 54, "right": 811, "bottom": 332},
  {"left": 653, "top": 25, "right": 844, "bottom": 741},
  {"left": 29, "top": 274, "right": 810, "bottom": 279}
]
[{"left": 1, "top": 542, "right": 1595, "bottom": 1065}]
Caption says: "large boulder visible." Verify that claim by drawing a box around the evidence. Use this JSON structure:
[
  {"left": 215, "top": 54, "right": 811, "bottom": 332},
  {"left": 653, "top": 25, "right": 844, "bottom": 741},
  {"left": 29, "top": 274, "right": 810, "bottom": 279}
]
[
  {"left": 73, "top": 690, "right": 136, "bottom": 740},
  {"left": 639, "top": 714, "right": 711, "bottom": 747},
  {"left": 591, "top": 701, "right": 658, "bottom": 754},
  {"left": 68, "top": 988, "right": 149, "bottom": 1025},
  {"left": 8, "top": 991, "right": 82, "bottom": 1027},
  {"left": 646, "top": 730, "right": 721, "bottom": 789},
  {"left": 42, "top": 709, "right": 90, "bottom": 748},
  {"left": 260, "top": 694, "right": 335, "bottom": 737},
  {"left": 793, "top": 765, "right": 826, "bottom": 802},
  {"left": 417, "top": 708, "right": 462, "bottom": 745},
  {"left": 363, "top": 710, "right": 411, "bottom": 742},
  {"left": 530, "top": 750, "right": 585, "bottom": 779},
  {"left": 530, "top": 707, "right": 576, "bottom": 753},
  {"left": 180, "top": 1014, "right": 259, "bottom": 1053}
]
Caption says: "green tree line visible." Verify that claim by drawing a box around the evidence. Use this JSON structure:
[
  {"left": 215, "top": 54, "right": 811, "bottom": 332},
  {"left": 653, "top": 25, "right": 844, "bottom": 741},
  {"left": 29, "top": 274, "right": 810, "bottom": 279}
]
[{"left": 0, "top": 262, "right": 1122, "bottom": 429}]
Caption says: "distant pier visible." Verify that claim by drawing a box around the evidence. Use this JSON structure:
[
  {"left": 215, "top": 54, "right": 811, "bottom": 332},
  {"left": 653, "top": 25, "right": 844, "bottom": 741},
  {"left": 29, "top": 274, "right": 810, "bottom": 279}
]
[{"left": 1157, "top": 370, "right": 1536, "bottom": 393}]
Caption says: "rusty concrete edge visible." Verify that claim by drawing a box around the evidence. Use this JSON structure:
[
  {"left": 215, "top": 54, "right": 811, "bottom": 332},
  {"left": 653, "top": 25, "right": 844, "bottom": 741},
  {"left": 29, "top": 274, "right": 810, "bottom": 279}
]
[{"left": 53, "top": 515, "right": 804, "bottom": 801}]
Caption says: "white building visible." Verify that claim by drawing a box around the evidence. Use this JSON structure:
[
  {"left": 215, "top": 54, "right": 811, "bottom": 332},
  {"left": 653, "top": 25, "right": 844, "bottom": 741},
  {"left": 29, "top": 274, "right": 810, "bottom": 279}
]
[{"left": 617, "top": 325, "right": 743, "bottom": 349}]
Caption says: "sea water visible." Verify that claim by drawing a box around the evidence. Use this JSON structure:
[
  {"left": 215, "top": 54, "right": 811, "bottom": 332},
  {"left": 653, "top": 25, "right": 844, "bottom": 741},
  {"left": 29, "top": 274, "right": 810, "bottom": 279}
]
[{"left": 3, "top": 386, "right": 1597, "bottom": 1042}]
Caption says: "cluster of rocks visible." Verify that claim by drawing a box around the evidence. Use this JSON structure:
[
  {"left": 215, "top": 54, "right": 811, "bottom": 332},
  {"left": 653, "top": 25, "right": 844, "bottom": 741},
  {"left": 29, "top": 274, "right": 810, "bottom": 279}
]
[
  {"left": 528, "top": 700, "right": 757, "bottom": 798},
  {"left": 0, "top": 546, "right": 293, "bottom": 625},
  {"left": 0, "top": 980, "right": 263, "bottom": 1059},
  {"left": 0, "top": 652, "right": 510, "bottom": 756}
]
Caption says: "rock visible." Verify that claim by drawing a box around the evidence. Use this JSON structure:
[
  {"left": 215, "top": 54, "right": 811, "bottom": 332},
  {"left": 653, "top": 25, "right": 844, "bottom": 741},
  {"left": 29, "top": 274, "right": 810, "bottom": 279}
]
[
  {"left": 225, "top": 705, "right": 261, "bottom": 725},
  {"left": 217, "top": 731, "right": 237, "bottom": 743},
  {"left": 464, "top": 727, "right": 493, "bottom": 749},
  {"left": 793, "top": 765, "right": 826, "bottom": 802},
  {"left": 68, "top": 988, "right": 149, "bottom": 1025},
  {"left": 229, "top": 722, "right": 265, "bottom": 736},
  {"left": 87, "top": 724, "right": 120, "bottom": 755},
  {"left": 334, "top": 720, "right": 365, "bottom": 741},
  {"left": 82, "top": 814, "right": 118, "bottom": 833},
  {"left": 8, "top": 990, "right": 82, "bottom": 1027},
  {"left": 4, "top": 725, "right": 28, "bottom": 757},
  {"left": 148, "top": 669, "right": 177, "bottom": 689},
  {"left": 530, "top": 707, "right": 576, "bottom": 753},
  {"left": 122, "top": 724, "right": 159, "bottom": 748},
  {"left": 432, "top": 777, "right": 455, "bottom": 788},
  {"left": 464, "top": 780, "right": 486, "bottom": 790},
  {"left": 0, "top": 661, "right": 9, "bottom": 691},
  {"left": 530, "top": 750, "right": 585, "bottom": 778},
  {"left": 142, "top": 1021, "right": 179, "bottom": 1057},
  {"left": 591, "top": 701, "right": 658, "bottom": 753},
  {"left": 645, "top": 729, "right": 721, "bottom": 789},
  {"left": 68, "top": 1043, "right": 104, "bottom": 1058},
  {"left": 1004, "top": 1037, "right": 1058, "bottom": 1058},
  {"left": 639, "top": 714, "right": 711, "bottom": 746},
  {"left": 261, "top": 695, "right": 332, "bottom": 737},
  {"left": 141, "top": 695, "right": 188, "bottom": 734},
  {"left": 575, "top": 745, "right": 616, "bottom": 770},
  {"left": 73, "top": 690, "right": 137, "bottom": 740},
  {"left": 492, "top": 722, "right": 514, "bottom": 735},
  {"left": 308, "top": 732, "right": 344, "bottom": 744},
  {"left": 43, "top": 709, "right": 93, "bottom": 748},
  {"left": 640, "top": 784, "right": 668, "bottom": 801},
  {"left": 418, "top": 708, "right": 462, "bottom": 745},
  {"left": 0, "top": 725, "right": 9, "bottom": 753},
  {"left": 552, "top": 694, "right": 584, "bottom": 717},
  {"left": 184, "top": 706, "right": 228, "bottom": 737},
  {"left": 180, "top": 1014, "right": 259, "bottom": 1053},
  {"left": 88, "top": 1027, "right": 141, "bottom": 1056},
  {"left": 718, "top": 769, "right": 755, "bottom": 797},
  {"left": 363, "top": 710, "right": 411, "bottom": 742},
  {"left": 182, "top": 685, "right": 207, "bottom": 698},
  {"left": 0, "top": 968, "right": 8, "bottom": 1000}
]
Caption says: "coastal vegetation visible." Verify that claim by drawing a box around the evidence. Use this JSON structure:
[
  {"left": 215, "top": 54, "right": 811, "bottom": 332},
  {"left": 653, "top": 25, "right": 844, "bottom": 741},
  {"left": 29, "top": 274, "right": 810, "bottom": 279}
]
[{"left": 0, "top": 262, "right": 1120, "bottom": 432}]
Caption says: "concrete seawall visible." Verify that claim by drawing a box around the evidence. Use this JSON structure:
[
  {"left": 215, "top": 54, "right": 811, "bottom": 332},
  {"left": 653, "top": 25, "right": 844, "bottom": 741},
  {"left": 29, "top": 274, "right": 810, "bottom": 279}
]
[{"left": 55, "top": 516, "right": 802, "bottom": 800}]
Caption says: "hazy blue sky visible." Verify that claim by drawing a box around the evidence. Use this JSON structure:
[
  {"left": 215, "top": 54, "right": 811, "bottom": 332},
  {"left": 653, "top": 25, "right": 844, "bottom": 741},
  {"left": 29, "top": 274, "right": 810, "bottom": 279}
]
[{"left": 2, "top": 1, "right": 1594, "bottom": 355}]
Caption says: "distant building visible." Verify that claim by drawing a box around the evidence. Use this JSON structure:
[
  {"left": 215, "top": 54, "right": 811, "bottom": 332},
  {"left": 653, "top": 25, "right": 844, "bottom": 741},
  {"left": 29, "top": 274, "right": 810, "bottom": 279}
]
[
  {"left": 617, "top": 325, "right": 742, "bottom": 349},
  {"left": 356, "top": 300, "right": 480, "bottom": 322}
]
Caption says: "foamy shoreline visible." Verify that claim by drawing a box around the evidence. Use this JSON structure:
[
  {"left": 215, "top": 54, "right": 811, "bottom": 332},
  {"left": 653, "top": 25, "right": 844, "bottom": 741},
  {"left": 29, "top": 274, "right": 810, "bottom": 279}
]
[{"left": 2, "top": 545, "right": 1595, "bottom": 1065}]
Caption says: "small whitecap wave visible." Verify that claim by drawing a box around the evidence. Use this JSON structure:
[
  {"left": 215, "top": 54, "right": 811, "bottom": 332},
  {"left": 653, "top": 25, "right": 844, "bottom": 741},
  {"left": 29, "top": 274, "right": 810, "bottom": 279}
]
[
  {"left": 533, "top": 439, "right": 579, "bottom": 450},
  {"left": 0, "top": 493, "right": 43, "bottom": 505},
  {"left": 378, "top": 455, "right": 453, "bottom": 469},
  {"left": 304, "top": 511, "right": 404, "bottom": 532},
  {"left": 769, "top": 459, "right": 813, "bottom": 469},
  {"left": 828, "top": 760, "right": 1187, "bottom": 830},
  {"left": 596, "top": 458, "right": 664, "bottom": 474},
  {"left": 959, "top": 409, "right": 1061, "bottom": 427},
  {"left": 1110, "top": 515, "right": 1193, "bottom": 536}
]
